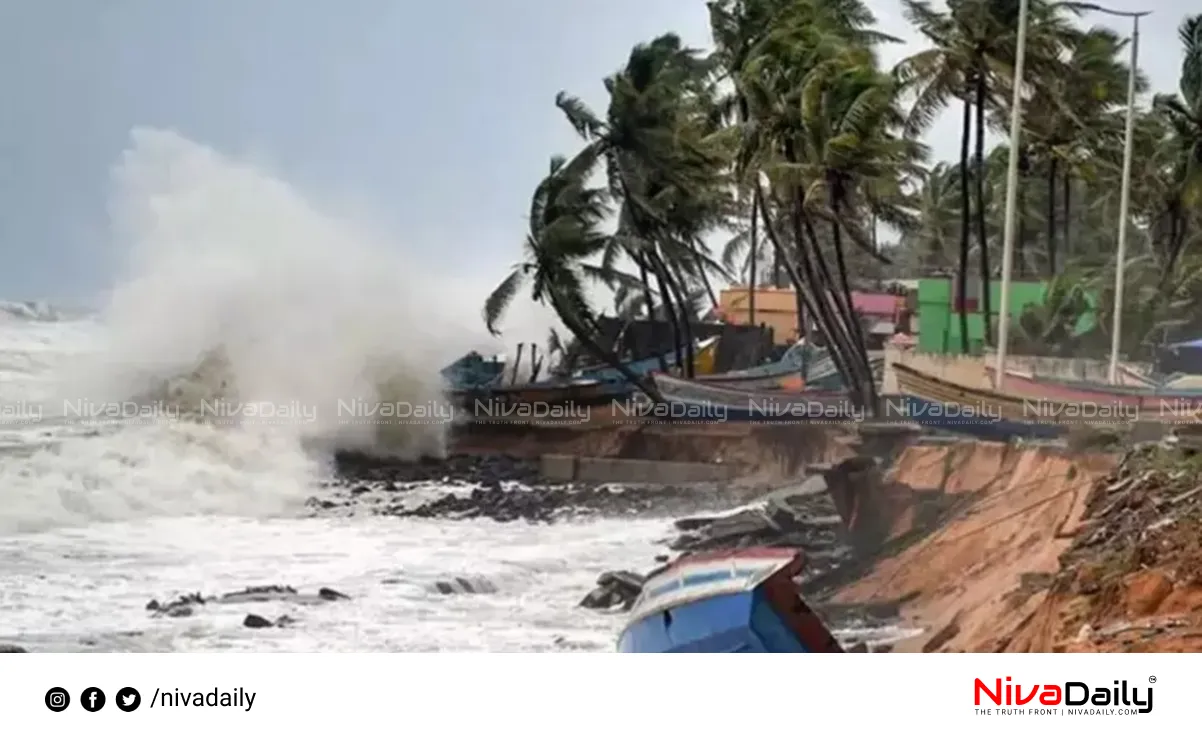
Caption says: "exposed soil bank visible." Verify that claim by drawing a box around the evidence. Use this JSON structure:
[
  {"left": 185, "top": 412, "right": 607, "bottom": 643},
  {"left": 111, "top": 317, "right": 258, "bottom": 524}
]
[
  {"left": 1005, "top": 445, "right": 1202, "bottom": 652},
  {"left": 834, "top": 441, "right": 1118, "bottom": 652}
]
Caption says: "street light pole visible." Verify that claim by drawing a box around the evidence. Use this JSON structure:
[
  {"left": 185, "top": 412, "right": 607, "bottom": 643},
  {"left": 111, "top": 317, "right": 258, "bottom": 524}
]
[
  {"left": 992, "top": 0, "right": 1031, "bottom": 390},
  {"left": 1071, "top": 6, "right": 1151, "bottom": 383}
]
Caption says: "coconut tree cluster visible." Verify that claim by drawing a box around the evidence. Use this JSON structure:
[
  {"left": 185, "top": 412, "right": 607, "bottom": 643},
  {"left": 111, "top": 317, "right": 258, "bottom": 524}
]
[{"left": 484, "top": 0, "right": 1202, "bottom": 405}]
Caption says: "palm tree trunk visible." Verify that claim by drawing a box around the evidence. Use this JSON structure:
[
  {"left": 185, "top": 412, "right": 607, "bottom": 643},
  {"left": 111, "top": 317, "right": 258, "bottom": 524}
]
[
  {"left": 749, "top": 190, "right": 759, "bottom": 327},
  {"left": 548, "top": 291, "right": 663, "bottom": 402},
  {"left": 650, "top": 259, "right": 684, "bottom": 373},
  {"left": 1062, "top": 173, "right": 1071, "bottom": 261},
  {"left": 691, "top": 244, "right": 719, "bottom": 308},
  {"left": 1046, "top": 158, "right": 1058, "bottom": 276},
  {"left": 957, "top": 92, "right": 972, "bottom": 354},
  {"left": 801, "top": 208, "right": 874, "bottom": 403},
  {"left": 637, "top": 258, "right": 668, "bottom": 372},
  {"left": 827, "top": 181, "right": 878, "bottom": 408},
  {"left": 973, "top": 74, "right": 993, "bottom": 346},
  {"left": 655, "top": 255, "right": 696, "bottom": 378},
  {"left": 756, "top": 183, "right": 858, "bottom": 404}
]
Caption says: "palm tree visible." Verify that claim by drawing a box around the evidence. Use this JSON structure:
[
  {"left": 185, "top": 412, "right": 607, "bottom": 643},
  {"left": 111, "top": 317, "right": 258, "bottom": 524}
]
[
  {"left": 555, "top": 34, "right": 734, "bottom": 378},
  {"left": 482, "top": 151, "right": 663, "bottom": 400},
  {"left": 1151, "top": 15, "right": 1202, "bottom": 280},
  {"left": 731, "top": 0, "right": 901, "bottom": 408},
  {"left": 900, "top": 0, "right": 1074, "bottom": 350}
]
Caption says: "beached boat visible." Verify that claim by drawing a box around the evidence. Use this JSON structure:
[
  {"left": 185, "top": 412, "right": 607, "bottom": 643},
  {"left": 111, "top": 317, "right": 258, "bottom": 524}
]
[
  {"left": 649, "top": 373, "right": 858, "bottom": 423},
  {"left": 892, "top": 363, "right": 1065, "bottom": 439},
  {"left": 1000, "top": 370, "right": 1202, "bottom": 407},
  {"left": 617, "top": 547, "right": 844, "bottom": 653},
  {"left": 573, "top": 336, "right": 720, "bottom": 382},
  {"left": 449, "top": 378, "right": 628, "bottom": 410}
]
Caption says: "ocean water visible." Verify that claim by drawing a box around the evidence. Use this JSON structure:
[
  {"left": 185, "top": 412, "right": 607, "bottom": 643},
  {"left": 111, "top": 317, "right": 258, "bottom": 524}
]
[{"left": 0, "top": 310, "right": 692, "bottom": 651}]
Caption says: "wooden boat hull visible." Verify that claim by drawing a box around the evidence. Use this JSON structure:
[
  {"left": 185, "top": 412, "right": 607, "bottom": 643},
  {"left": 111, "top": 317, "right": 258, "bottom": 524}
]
[
  {"left": 892, "top": 364, "right": 1065, "bottom": 439},
  {"left": 1003, "top": 370, "right": 1202, "bottom": 404},
  {"left": 449, "top": 379, "right": 629, "bottom": 409},
  {"left": 573, "top": 336, "right": 720, "bottom": 383},
  {"left": 650, "top": 373, "right": 857, "bottom": 423},
  {"left": 617, "top": 548, "right": 843, "bottom": 653}
]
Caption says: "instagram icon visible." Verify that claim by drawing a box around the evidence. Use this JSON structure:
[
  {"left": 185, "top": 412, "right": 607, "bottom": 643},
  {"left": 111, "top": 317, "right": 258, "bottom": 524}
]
[{"left": 45, "top": 687, "right": 70, "bottom": 711}]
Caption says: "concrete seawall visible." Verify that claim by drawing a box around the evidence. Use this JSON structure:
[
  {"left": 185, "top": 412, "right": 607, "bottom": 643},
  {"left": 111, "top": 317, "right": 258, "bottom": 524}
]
[{"left": 540, "top": 454, "right": 737, "bottom": 484}]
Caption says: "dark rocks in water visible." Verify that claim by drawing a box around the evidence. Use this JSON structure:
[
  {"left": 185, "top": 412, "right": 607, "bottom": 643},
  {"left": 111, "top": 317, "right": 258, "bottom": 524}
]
[
  {"left": 243, "top": 613, "right": 273, "bottom": 629},
  {"left": 148, "top": 585, "right": 352, "bottom": 619},
  {"left": 0, "top": 643, "right": 27, "bottom": 652},
  {"left": 579, "top": 570, "right": 645, "bottom": 611},
  {"left": 275, "top": 615, "right": 298, "bottom": 627},
  {"left": 332, "top": 451, "right": 541, "bottom": 488},
  {"left": 433, "top": 576, "right": 498, "bottom": 595},
  {"left": 147, "top": 592, "right": 206, "bottom": 618}
]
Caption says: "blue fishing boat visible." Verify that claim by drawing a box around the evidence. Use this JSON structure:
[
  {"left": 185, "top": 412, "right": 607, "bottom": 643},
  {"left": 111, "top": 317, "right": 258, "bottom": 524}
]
[
  {"left": 617, "top": 548, "right": 844, "bottom": 653},
  {"left": 572, "top": 336, "right": 720, "bottom": 382}
]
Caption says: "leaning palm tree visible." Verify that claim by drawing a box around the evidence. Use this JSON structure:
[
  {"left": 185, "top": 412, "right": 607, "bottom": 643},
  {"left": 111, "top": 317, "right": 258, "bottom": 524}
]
[
  {"left": 482, "top": 151, "right": 662, "bottom": 400},
  {"left": 555, "top": 33, "right": 734, "bottom": 378},
  {"left": 733, "top": 0, "right": 899, "bottom": 409}
]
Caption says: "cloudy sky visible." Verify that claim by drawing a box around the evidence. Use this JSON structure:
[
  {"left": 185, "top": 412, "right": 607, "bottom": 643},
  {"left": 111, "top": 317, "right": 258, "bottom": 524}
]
[{"left": 0, "top": 0, "right": 1192, "bottom": 303}]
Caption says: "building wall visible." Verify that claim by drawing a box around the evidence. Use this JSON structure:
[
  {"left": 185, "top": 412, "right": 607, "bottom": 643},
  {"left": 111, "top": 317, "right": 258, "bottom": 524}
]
[
  {"left": 718, "top": 286, "right": 904, "bottom": 346},
  {"left": 718, "top": 287, "right": 801, "bottom": 344},
  {"left": 916, "top": 278, "right": 1096, "bottom": 355}
]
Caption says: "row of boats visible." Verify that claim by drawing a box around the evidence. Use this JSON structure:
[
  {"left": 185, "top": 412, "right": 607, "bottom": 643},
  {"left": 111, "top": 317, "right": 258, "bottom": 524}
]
[{"left": 443, "top": 334, "right": 1202, "bottom": 433}]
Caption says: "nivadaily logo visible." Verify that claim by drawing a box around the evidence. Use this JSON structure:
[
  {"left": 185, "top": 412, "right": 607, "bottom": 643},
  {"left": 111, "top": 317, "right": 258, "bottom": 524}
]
[{"left": 974, "top": 677, "right": 1154, "bottom": 716}]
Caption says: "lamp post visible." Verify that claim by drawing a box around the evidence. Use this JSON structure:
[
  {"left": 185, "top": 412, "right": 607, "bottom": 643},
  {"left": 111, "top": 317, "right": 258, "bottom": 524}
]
[
  {"left": 992, "top": 0, "right": 1031, "bottom": 390},
  {"left": 994, "top": 1, "right": 1150, "bottom": 389},
  {"left": 1067, "top": 4, "right": 1150, "bottom": 383}
]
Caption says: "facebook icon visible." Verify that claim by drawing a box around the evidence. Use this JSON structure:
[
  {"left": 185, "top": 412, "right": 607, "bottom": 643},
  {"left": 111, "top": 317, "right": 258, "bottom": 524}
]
[{"left": 81, "top": 687, "right": 106, "bottom": 712}]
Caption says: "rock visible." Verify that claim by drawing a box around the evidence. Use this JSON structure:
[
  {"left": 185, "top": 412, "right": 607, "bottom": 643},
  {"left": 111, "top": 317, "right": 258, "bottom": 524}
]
[
  {"left": 164, "top": 604, "right": 194, "bottom": 618},
  {"left": 243, "top": 613, "right": 273, "bottom": 629},
  {"left": 318, "top": 587, "right": 351, "bottom": 601},
  {"left": 1125, "top": 570, "right": 1174, "bottom": 618},
  {"left": 432, "top": 576, "right": 498, "bottom": 595},
  {"left": 579, "top": 570, "right": 645, "bottom": 611},
  {"left": 218, "top": 585, "right": 298, "bottom": 603},
  {"left": 275, "top": 615, "right": 297, "bottom": 627},
  {"left": 0, "top": 644, "right": 27, "bottom": 652}
]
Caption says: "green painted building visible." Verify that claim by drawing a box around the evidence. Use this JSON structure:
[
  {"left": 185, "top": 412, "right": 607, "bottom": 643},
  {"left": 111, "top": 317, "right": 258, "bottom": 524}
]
[{"left": 916, "top": 277, "right": 1097, "bottom": 355}]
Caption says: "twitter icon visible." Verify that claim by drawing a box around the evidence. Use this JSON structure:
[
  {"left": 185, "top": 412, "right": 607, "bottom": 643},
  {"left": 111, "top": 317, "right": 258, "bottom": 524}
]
[{"left": 115, "top": 687, "right": 141, "bottom": 712}]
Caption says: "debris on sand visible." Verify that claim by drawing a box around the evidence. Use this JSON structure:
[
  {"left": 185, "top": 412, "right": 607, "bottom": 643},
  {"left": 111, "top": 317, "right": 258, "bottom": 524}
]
[{"left": 1011, "top": 441, "right": 1202, "bottom": 651}]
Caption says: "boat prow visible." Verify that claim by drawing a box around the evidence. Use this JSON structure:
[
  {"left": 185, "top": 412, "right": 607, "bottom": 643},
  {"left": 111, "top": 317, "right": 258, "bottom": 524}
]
[{"left": 616, "top": 547, "right": 843, "bottom": 653}]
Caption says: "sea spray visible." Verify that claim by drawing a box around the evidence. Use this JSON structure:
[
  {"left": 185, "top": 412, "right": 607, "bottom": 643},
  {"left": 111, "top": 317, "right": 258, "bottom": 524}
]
[
  {"left": 0, "top": 127, "right": 506, "bottom": 533},
  {"left": 70, "top": 127, "right": 465, "bottom": 458}
]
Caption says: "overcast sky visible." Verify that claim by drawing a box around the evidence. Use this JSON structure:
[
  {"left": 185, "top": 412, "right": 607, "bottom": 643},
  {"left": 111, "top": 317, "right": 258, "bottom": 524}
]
[{"left": 0, "top": 0, "right": 1191, "bottom": 302}]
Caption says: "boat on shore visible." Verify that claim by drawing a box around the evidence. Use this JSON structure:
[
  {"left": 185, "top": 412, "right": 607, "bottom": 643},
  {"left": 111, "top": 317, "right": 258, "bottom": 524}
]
[
  {"left": 617, "top": 547, "right": 844, "bottom": 653},
  {"left": 649, "top": 373, "right": 859, "bottom": 423},
  {"left": 448, "top": 378, "right": 629, "bottom": 410},
  {"left": 892, "top": 363, "right": 1065, "bottom": 439},
  {"left": 1001, "top": 370, "right": 1202, "bottom": 405}
]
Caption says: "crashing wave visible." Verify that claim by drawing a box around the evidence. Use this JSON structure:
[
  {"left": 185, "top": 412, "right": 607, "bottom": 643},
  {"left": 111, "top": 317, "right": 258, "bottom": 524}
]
[{"left": 130, "top": 345, "right": 449, "bottom": 460}]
